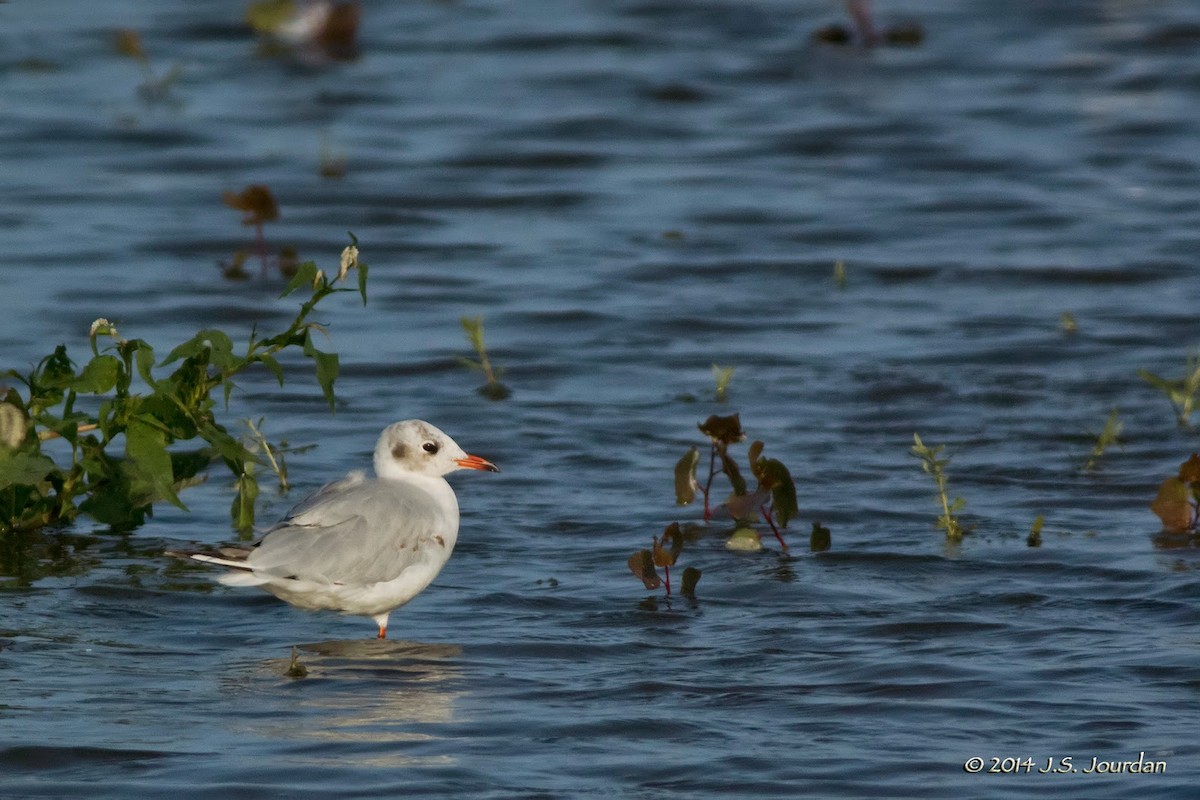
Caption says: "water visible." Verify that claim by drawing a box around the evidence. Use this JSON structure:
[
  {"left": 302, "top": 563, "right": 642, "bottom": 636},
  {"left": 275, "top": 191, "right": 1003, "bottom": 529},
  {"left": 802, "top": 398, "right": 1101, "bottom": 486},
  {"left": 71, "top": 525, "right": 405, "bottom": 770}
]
[{"left": 2, "top": 0, "right": 1200, "bottom": 796}]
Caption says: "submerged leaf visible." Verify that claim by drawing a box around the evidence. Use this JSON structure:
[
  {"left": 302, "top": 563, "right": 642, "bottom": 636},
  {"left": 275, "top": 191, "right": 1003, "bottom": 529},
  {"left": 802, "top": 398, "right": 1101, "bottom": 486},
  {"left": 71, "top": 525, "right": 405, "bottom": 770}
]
[
  {"left": 810, "top": 522, "right": 832, "bottom": 552},
  {"left": 725, "top": 526, "right": 763, "bottom": 552},
  {"left": 680, "top": 566, "right": 701, "bottom": 596},
  {"left": 674, "top": 446, "right": 699, "bottom": 505},
  {"left": 627, "top": 549, "right": 662, "bottom": 590},
  {"left": 1150, "top": 476, "right": 1194, "bottom": 533}
]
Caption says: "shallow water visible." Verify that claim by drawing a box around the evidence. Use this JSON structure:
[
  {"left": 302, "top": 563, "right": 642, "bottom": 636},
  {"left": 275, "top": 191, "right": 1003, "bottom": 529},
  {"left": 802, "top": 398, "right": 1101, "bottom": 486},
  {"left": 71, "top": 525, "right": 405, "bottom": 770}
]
[{"left": 3, "top": 1, "right": 1200, "bottom": 797}]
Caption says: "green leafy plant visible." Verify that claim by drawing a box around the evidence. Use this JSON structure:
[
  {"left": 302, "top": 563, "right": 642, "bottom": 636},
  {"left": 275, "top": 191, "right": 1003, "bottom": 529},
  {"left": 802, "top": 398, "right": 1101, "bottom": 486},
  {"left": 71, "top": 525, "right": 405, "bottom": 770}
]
[
  {"left": 0, "top": 236, "right": 367, "bottom": 536},
  {"left": 1140, "top": 347, "right": 1200, "bottom": 428},
  {"left": 627, "top": 522, "right": 701, "bottom": 597},
  {"left": 833, "top": 260, "right": 846, "bottom": 290},
  {"left": 910, "top": 433, "right": 968, "bottom": 541},
  {"left": 1150, "top": 453, "right": 1200, "bottom": 534},
  {"left": 1082, "top": 408, "right": 1123, "bottom": 472},
  {"left": 673, "top": 413, "right": 805, "bottom": 553},
  {"left": 1027, "top": 515, "right": 1044, "bottom": 547},
  {"left": 458, "top": 316, "right": 510, "bottom": 400}
]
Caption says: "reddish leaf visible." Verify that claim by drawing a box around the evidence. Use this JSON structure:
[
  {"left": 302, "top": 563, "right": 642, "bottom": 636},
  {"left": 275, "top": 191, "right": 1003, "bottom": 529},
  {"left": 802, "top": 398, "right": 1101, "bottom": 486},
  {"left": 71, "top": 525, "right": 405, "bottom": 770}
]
[
  {"left": 698, "top": 413, "right": 744, "bottom": 446},
  {"left": 1179, "top": 453, "right": 1200, "bottom": 484},
  {"left": 1150, "top": 477, "right": 1194, "bottom": 533},
  {"left": 223, "top": 185, "right": 279, "bottom": 225},
  {"left": 652, "top": 522, "right": 684, "bottom": 567},
  {"left": 674, "top": 447, "right": 699, "bottom": 506},
  {"left": 627, "top": 549, "right": 661, "bottom": 590}
]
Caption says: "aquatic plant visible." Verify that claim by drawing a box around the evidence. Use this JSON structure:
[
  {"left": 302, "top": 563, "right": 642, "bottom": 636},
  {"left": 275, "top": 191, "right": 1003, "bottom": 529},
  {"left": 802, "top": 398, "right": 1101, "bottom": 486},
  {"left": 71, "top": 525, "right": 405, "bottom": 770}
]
[
  {"left": 910, "top": 433, "right": 968, "bottom": 540},
  {"left": 1082, "top": 409, "right": 1123, "bottom": 473},
  {"left": 1027, "top": 515, "right": 1044, "bottom": 547},
  {"left": 458, "top": 316, "right": 510, "bottom": 401},
  {"left": 113, "top": 28, "right": 182, "bottom": 103},
  {"left": 833, "top": 260, "right": 847, "bottom": 290},
  {"left": 627, "top": 522, "right": 701, "bottom": 597},
  {"left": 246, "top": 0, "right": 361, "bottom": 60},
  {"left": 1139, "top": 348, "right": 1200, "bottom": 428},
  {"left": 0, "top": 236, "right": 367, "bottom": 536},
  {"left": 223, "top": 184, "right": 280, "bottom": 277},
  {"left": 1059, "top": 312, "right": 1078, "bottom": 335},
  {"left": 1149, "top": 453, "right": 1200, "bottom": 534},
  {"left": 711, "top": 364, "right": 734, "bottom": 402},
  {"left": 673, "top": 413, "right": 803, "bottom": 552}
]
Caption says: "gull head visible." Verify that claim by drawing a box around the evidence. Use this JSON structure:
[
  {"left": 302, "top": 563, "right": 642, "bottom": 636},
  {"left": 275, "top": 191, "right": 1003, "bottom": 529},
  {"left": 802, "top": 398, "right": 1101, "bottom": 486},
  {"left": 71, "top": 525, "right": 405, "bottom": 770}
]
[{"left": 373, "top": 419, "right": 498, "bottom": 480}]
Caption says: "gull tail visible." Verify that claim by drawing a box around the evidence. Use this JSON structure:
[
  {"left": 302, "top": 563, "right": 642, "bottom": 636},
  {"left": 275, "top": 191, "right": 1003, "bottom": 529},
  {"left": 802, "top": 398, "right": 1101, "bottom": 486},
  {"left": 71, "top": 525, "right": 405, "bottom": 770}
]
[{"left": 164, "top": 547, "right": 273, "bottom": 586}]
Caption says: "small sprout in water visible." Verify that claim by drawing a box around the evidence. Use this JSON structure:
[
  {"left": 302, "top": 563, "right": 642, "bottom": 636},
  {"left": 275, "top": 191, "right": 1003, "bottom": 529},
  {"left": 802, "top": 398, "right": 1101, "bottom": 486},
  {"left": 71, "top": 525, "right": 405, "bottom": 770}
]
[
  {"left": 1027, "top": 515, "right": 1044, "bottom": 547},
  {"left": 1082, "top": 408, "right": 1123, "bottom": 473},
  {"left": 810, "top": 521, "right": 832, "bottom": 552},
  {"left": 711, "top": 364, "right": 734, "bottom": 402},
  {"left": 320, "top": 133, "right": 347, "bottom": 179},
  {"left": 113, "top": 28, "right": 181, "bottom": 103},
  {"left": 286, "top": 646, "right": 308, "bottom": 678},
  {"left": 680, "top": 566, "right": 701, "bottom": 597},
  {"left": 1060, "top": 312, "right": 1078, "bottom": 335},
  {"left": 629, "top": 522, "right": 699, "bottom": 597},
  {"left": 113, "top": 29, "right": 147, "bottom": 64},
  {"left": 833, "top": 260, "right": 846, "bottom": 290},
  {"left": 1139, "top": 345, "right": 1200, "bottom": 428},
  {"left": 458, "top": 316, "right": 510, "bottom": 401},
  {"left": 910, "top": 433, "right": 968, "bottom": 541},
  {"left": 1150, "top": 453, "right": 1200, "bottom": 534},
  {"left": 627, "top": 549, "right": 661, "bottom": 590}
]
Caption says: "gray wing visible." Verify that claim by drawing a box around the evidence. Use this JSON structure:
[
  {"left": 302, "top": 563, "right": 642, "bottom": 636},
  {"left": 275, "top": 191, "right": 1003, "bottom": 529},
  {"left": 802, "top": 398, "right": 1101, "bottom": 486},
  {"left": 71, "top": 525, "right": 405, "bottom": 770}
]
[{"left": 246, "top": 478, "right": 446, "bottom": 585}]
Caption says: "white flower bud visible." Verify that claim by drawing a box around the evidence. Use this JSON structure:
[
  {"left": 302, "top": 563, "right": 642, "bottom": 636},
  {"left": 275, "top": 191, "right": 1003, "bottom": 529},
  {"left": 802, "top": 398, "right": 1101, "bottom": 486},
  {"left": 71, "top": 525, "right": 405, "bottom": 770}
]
[{"left": 338, "top": 245, "right": 359, "bottom": 282}]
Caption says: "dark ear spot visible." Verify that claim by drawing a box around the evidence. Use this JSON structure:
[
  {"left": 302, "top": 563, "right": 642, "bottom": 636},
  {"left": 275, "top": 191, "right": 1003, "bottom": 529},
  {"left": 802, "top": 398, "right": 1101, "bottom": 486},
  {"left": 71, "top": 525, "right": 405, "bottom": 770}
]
[{"left": 391, "top": 443, "right": 406, "bottom": 459}]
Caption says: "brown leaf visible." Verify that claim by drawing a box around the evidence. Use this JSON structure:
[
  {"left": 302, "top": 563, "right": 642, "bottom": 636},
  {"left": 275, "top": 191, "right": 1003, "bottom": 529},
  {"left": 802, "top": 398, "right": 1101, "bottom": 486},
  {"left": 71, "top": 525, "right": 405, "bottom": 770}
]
[
  {"left": 698, "top": 413, "right": 744, "bottom": 446},
  {"left": 652, "top": 522, "right": 684, "bottom": 567},
  {"left": 680, "top": 566, "right": 702, "bottom": 596},
  {"left": 627, "top": 549, "right": 661, "bottom": 590},
  {"left": 1179, "top": 453, "right": 1200, "bottom": 484},
  {"left": 674, "top": 447, "right": 699, "bottom": 506},
  {"left": 747, "top": 440, "right": 765, "bottom": 479},
  {"left": 723, "top": 488, "right": 770, "bottom": 521},
  {"left": 114, "top": 29, "right": 146, "bottom": 62},
  {"left": 222, "top": 184, "right": 279, "bottom": 225},
  {"left": 1150, "top": 477, "right": 1194, "bottom": 533}
]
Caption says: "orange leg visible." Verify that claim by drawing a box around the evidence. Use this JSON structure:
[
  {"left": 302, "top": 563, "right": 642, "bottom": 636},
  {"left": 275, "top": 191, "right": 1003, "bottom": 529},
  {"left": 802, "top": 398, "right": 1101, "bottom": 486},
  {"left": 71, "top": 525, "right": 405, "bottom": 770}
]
[{"left": 377, "top": 623, "right": 387, "bottom": 639}]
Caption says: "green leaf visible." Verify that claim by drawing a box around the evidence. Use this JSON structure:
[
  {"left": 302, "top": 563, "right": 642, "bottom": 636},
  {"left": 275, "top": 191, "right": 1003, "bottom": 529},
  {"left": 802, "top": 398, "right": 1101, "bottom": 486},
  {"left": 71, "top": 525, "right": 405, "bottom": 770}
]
[
  {"left": 163, "top": 329, "right": 236, "bottom": 370},
  {"left": 756, "top": 458, "right": 798, "bottom": 527},
  {"left": 725, "top": 526, "right": 763, "bottom": 552},
  {"left": 303, "top": 330, "right": 339, "bottom": 412},
  {"left": 258, "top": 354, "right": 285, "bottom": 386},
  {"left": 674, "top": 446, "right": 699, "bottom": 505},
  {"left": 281, "top": 261, "right": 321, "bottom": 298},
  {"left": 231, "top": 470, "right": 259, "bottom": 534},
  {"left": 357, "top": 261, "right": 369, "bottom": 306},
  {"left": 125, "top": 416, "right": 184, "bottom": 509},
  {"left": 71, "top": 355, "right": 121, "bottom": 394},
  {"left": 0, "top": 449, "right": 58, "bottom": 491}
]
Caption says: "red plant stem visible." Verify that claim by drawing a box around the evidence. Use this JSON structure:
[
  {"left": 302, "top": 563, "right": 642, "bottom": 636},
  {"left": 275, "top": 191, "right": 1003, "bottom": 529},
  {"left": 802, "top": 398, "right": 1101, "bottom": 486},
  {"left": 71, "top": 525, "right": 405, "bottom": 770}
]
[
  {"left": 254, "top": 221, "right": 269, "bottom": 277},
  {"left": 760, "top": 502, "right": 789, "bottom": 552},
  {"left": 702, "top": 444, "right": 717, "bottom": 521},
  {"left": 663, "top": 564, "right": 672, "bottom": 596}
]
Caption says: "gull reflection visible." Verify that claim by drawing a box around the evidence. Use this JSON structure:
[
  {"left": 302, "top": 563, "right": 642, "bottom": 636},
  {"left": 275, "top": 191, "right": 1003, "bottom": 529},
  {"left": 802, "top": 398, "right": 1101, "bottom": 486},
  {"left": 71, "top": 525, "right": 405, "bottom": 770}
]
[{"left": 234, "top": 638, "right": 465, "bottom": 768}]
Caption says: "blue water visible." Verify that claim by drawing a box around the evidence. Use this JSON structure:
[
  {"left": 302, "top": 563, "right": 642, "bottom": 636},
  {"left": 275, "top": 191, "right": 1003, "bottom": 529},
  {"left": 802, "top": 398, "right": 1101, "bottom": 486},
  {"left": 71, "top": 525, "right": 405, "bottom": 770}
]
[{"left": 2, "top": 1, "right": 1200, "bottom": 797}]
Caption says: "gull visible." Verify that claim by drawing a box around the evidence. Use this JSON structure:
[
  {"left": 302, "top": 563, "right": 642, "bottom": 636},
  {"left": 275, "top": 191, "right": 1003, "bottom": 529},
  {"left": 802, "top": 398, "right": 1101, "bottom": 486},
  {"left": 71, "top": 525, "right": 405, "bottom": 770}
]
[{"left": 170, "top": 420, "right": 497, "bottom": 639}]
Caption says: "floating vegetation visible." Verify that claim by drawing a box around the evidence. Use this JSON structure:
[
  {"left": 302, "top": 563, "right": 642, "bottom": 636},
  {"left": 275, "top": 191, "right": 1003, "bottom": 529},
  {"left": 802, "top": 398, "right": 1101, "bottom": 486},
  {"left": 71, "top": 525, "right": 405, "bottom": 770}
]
[
  {"left": 910, "top": 433, "right": 968, "bottom": 541},
  {"left": 113, "top": 28, "right": 182, "bottom": 103},
  {"left": 458, "top": 317, "right": 510, "bottom": 401},
  {"left": 627, "top": 522, "right": 700, "bottom": 597},
  {"left": 286, "top": 646, "right": 308, "bottom": 678},
  {"left": 246, "top": 0, "right": 361, "bottom": 61},
  {"left": 673, "top": 413, "right": 804, "bottom": 553},
  {"left": 833, "top": 260, "right": 847, "bottom": 290},
  {"left": 1060, "top": 312, "right": 1078, "bottom": 335},
  {"left": 813, "top": 0, "right": 924, "bottom": 47},
  {"left": 711, "top": 364, "right": 734, "bottom": 402},
  {"left": 1027, "top": 515, "right": 1044, "bottom": 547},
  {"left": 1082, "top": 409, "right": 1123, "bottom": 473},
  {"left": 1139, "top": 347, "right": 1200, "bottom": 428},
  {"left": 1150, "top": 453, "right": 1200, "bottom": 534},
  {"left": 0, "top": 236, "right": 368, "bottom": 536}
]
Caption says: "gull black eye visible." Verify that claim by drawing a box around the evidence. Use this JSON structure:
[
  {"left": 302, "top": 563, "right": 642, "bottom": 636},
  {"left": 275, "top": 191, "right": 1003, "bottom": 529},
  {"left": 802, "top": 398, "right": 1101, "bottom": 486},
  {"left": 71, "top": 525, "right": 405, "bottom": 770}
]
[{"left": 422, "top": 441, "right": 439, "bottom": 454}]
